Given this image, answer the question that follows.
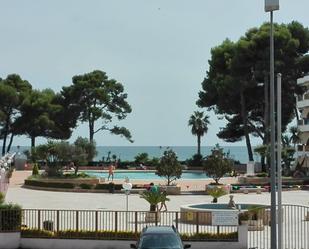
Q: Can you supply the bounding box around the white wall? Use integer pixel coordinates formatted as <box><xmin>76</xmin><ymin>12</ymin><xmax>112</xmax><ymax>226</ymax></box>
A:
<box><xmin>0</xmin><ymin>233</ymin><xmax>20</xmax><ymax>249</ymax></box>
<box><xmin>2</xmin><ymin>225</ymin><xmax>247</xmax><ymax>249</ymax></box>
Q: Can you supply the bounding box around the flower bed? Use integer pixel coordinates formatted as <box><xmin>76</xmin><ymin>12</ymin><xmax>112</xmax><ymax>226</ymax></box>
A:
<box><xmin>21</xmin><ymin>228</ymin><xmax>238</xmax><ymax>241</ymax></box>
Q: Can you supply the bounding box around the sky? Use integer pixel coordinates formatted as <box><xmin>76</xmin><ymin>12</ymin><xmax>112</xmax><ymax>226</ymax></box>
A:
<box><xmin>0</xmin><ymin>0</ymin><xmax>308</xmax><ymax>147</ymax></box>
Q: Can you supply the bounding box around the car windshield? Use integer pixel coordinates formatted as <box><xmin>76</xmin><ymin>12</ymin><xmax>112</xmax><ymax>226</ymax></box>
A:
<box><xmin>139</xmin><ymin>234</ymin><xmax>183</xmax><ymax>249</ymax></box>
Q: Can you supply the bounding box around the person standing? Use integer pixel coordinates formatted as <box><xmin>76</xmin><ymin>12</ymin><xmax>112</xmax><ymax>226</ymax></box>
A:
<box><xmin>108</xmin><ymin>163</ymin><xmax>115</xmax><ymax>181</ymax></box>
<box><xmin>159</xmin><ymin>190</ymin><xmax>168</xmax><ymax>212</ymax></box>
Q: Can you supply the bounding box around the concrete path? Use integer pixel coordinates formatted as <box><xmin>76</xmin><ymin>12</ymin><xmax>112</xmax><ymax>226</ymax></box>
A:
<box><xmin>4</xmin><ymin>171</ymin><xmax>309</xmax><ymax>211</ymax></box>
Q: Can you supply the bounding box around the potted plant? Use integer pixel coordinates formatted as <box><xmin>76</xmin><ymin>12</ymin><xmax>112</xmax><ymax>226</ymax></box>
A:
<box><xmin>140</xmin><ymin>190</ymin><xmax>170</xmax><ymax>222</ymax></box>
<box><xmin>246</xmin><ymin>205</ymin><xmax>265</xmax><ymax>231</ymax></box>
<box><xmin>206</xmin><ymin>186</ymin><xmax>227</xmax><ymax>203</ymax></box>
<box><xmin>203</xmin><ymin>144</ymin><xmax>233</xmax><ymax>185</ymax></box>
<box><xmin>238</xmin><ymin>211</ymin><xmax>249</xmax><ymax>225</ymax></box>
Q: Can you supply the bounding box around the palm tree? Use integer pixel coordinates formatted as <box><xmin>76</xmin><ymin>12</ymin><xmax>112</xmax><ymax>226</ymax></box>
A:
<box><xmin>289</xmin><ymin>126</ymin><xmax>301</xmax><ymax>149</ymax></box>
<box><xmin>140</xmin><ymin>191</ymin><xmax>170</xmax><ymax>211</ymax></box>
<box><xmin>188</xmin><ymin>111</ymin><xmax>210</xmax><ymax>155</ymax></box>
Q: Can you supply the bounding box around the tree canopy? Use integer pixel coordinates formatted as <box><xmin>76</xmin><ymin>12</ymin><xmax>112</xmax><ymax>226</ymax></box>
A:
<box><xmin>61</xmin><ymin>70</ymin><xmax>133</xmax><ymax>144</ymax></box>
<box><xmin>0</xmin><ymin>74</ymin><xmax>32</xmax><ymax>155</ymax></box>
<box><xmin>197</xmin><ymin>21</ymin><xmax>309</xmax><ymax>161</ymax></box>
<box><xmin>203</xmin><ymin>144</ymin><xmax>233</xmax><ymax>184</ymax></box>
<box><xmin>156</xmin><ymin>149</ymin><xmax>182</xmax><ymax>186</ymax></box>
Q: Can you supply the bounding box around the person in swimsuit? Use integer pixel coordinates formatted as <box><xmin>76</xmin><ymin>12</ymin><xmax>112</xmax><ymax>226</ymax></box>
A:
<box><xmin>108</xmin><ymin>164</ymin><xmax>115</xmax><ymax>181</ymax></box>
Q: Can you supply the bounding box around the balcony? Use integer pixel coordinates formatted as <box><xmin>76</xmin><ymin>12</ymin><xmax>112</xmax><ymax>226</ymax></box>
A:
<box><xmin>297</xmin><ymin>145</ymin><xmax>309</xmax><ymax>152</ymax></box>
<box><xmin>299</xmin><ymin>124</ymin><xmax>309</xmax><ymax>132</ymax></box>
<box><xmin>297</xmin><ymin>96</ymin><xmax>309</xmax><ymax>109</ymax></box>
<box><xmin>297</xmin><ymin>75</ymin><xmax>309</xmax><ymax>85</ymax></box>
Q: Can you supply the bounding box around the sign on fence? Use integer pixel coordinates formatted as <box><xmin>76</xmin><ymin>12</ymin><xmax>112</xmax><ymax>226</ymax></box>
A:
<box><xmin>211</xmin><ymin>211</ymin><xmax>238</xmax><ymax>226</ymax></box>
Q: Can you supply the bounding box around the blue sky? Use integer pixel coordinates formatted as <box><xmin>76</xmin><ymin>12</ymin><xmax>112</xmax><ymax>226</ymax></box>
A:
<box><xmin>0</xmin><ymin>0</ymin><xmax>307</xmax><ymax>146</ymax></box>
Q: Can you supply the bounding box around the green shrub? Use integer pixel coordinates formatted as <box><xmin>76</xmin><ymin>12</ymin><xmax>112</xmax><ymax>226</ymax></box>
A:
<box><xmin>187</xmin><ymin>154</ymin><xmax>203</xmax><ymax>167</ymax></box>
<box><xmin>181</xmin><ymin>231</ymin><xmax>238</xmax><ymax>241</ymax></box>
<box><xmin>206</xmin><ymin>186</ymin><xmax>228</xmax><ymax>203</ymax></box>
<box><xmin>64</xmin><ymin>172</ymin><xmax>91</xmax><ymax>178</ymax></box>
<box><xmin>79</xmin><ymin>183</ymin><xmax>93</xmax><ymax>189</ymax></box>
<box><xmin>94</xmin><ymin>183</ymin><xmax>122</xmax><ymax>191</ymax></box>
<box><xmin>43</xmin><ymin>220</ymin><xmax>54</xmax><ymax>231</ymax></box>
<box><xmin>0</xmin><ymin>203</ymin><xmax>22</xmax><ymax>231</ymax></box>
<box><xmin>21</xmin><ymin>228</ymin><xmax>54</xmax><ymax>238</ymax></box>
<box><xmin>21</xmin><ymin>228</ymin><xmax>237</xmax><ymax>241</ymax></box>
<box><xmin>0</xmin><ymin>192</ymin><xmax>4</xmax><ymax>204</ymax></box>
<box><xmin>24</xmin><ymin>180</ymin><xmax>75</xmax><ymax>189</ymax></box>
<box><xmin>32</xmin><ymin>164</ymin><xmax>39</xmax><ymax>176</ymax></box>
<box><xmin>22</xmin><ymin>228</ymin><xmax>139</xmax><ymax>239</ymax></box>
<box><xmin>256</xmin><ymin>172</ymin><xmax>268</xmax><ymax>177</ymax></box>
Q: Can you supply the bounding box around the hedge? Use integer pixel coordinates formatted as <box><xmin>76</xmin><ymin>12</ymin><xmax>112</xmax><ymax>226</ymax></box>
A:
<box><xmin>79</xmin><ymin>183</ymin><xmax>93</xmax><ymax>189</ymax></box>
<box><xmin>24</xmin><ymin>180</ymin><xmax>75</xmax><ymax>189</ymax></box>
<box><xmin>95</xmin><ymin>183</ymin><xmax>122</xmax><ymax>190</ymax></box>
<box><xmin>21</xmin><ymin>228</ymin><xmax>238</xmax><ymax>241</ymax></box>
<box><xmin>0</xmin><ymin>203</ymin><xmax>22</xmax><ymax>231</ymax></box>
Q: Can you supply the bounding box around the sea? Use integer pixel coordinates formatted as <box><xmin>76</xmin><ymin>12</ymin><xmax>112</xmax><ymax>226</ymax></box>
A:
<box><xmin>4</xmin><ymin>146</ymin><xmax>259</xmax><ymax>163</ymax></box>
<box><xmin>93</xmin><ymin>146</ymin><xmax>258</xmax><ymax>163</ymax></box>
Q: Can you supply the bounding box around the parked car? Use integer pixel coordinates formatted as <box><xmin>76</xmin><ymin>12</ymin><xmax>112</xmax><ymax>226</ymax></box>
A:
<box><xmin>130</xmin><ymin>226</ymin><xmax>191</xmax><ymax>249</ymax></box>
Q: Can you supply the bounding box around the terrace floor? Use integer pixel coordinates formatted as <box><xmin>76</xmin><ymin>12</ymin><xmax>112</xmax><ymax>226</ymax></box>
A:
<box><xmin>5</xmin><ymin>171</ymin><xmax>309</xmax><ymax>211</ymax></box>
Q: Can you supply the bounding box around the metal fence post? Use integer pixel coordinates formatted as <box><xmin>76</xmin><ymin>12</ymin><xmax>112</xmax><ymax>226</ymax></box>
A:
<box><xmin>95</xmin><ymin>211</ymin><xmax>98</xmax><ymax>232</ymax></box>
<box><xmin>38</xmin><ymin>210</ymin><xmax>41</xmax><ymax>230</ymax></box>
<box><xmin>175</xmin><ymin>212</ymin><xmax>179</xmax><ymax>230</ymax></box>
<box><xmin>196</xmin><ymin>212</ymin><xmax>199</xmax><ymax>234</ymax></box>
<box><xmin>114</xmin><ymin>211</ymin><xmax>118</xmax><ymax>232</ymax></box>
<box><xmin>76</xmin><ymin>210</ymin><xmax>79</xmax><ymax>231</ymax></box>
<box><xmin>134</xmin><ymin>211</ymin><xmax>138</xmax><ymax>234</ymax></box>
<box><xmin>56</xmin><ymin>210</ymin><xmax>59</xmax><ymax>232</ymax></box>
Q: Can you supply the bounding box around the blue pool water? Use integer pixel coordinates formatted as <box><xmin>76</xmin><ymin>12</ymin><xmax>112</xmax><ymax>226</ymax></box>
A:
<box><xmin>86</xmin><ymin>171</ymin><xmax>208</xmax><ymax>180</ymax></box>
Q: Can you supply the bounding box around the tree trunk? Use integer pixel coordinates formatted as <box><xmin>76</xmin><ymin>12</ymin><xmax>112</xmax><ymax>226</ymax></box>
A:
<box><xmin>240</xmin><ymin>90</ymin><xmax>254</xmax><ymax>161</ymax></box>
<box><xmin>2</xmin><ymin>136</ymin><xmax>7</xmax><ymax>156</ymax></box>
<box><xmin>7</xmin><ymin>134</ymin><xmax>14</xmax><ymax>153</ymax></box>
<box><xmin>2</xmin><ymin>122</ymin><xmax>9</xmax><ymax>156</ymax></box>
<box><xmin>150</xmin><ymin>204</ymin><xmax>157</xmax><ymax>211</ymax></box>
<box><xmin>89</xmin><ymin>119</ymin><xmax>94</xmax><ymax>143</ymax></box>
<box><xmin>31</xmin><ymin>136</ymin><xmax>36</xmax><ymax>148</ymax></box>
<box><xmin>197</xmin><ymin>135</ymin><xmax>201</xmax><ymax>155</ymax></box>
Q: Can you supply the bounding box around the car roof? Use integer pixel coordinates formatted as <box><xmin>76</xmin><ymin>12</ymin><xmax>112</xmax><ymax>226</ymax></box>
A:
<box><xmin>143</xmin><ymin>226</ymin><xmax>177</xmax><ymax>234</ymax></box>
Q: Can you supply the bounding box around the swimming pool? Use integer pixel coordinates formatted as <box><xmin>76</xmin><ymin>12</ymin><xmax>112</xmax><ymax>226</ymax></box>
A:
<box><xmin>85</xmin><ymin>170</ymin><xmax>208</xmax><ymax>180</ymax></box>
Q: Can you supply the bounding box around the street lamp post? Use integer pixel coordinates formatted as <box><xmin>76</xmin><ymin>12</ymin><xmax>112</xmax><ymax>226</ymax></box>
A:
<box><xmin>265</xmin><ymin>1</ymin><xmax>279</xmax><ymax>249</ymax></box>
<box><xmin>277</xmin><ymin>73</ymin><xmax>282</xmax><ymax>249</ymax></box>
<box><xmin>122</xmin><ymin>177</ymin><xmax>132</xmax><ymax>230</ymax></box>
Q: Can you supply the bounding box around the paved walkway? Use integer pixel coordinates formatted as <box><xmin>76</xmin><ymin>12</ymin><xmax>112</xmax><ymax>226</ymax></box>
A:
<box><xmin>5</xmin><ymin>171</ymin><xmax>309</xmax><ymax>211</ymax></box>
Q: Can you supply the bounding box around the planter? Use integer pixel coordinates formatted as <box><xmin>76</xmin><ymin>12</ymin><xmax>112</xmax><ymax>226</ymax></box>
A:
<box><xmin>164</xmin><ymin>185</ymin><xmax>181</xmax><ymax>195</ymax></box>
<box><xmin>263</xmin><ymin>208</ymin><xmax>284</xmax><ymax>225</ymax></box>
<box><xmin>205</xmin><ymin>184</ymin><xmax>230</xmax><ymax>194</ymax></box>
<box><xmin>145</xmin><ymin>212</ymin><xmax>161</xmax><ymax>223</ymax></box>
<box><xmin>247</xmin><ymin>219</ymin><xmax>264</xmax><ymax>231</ymax></box>
<box><xmin>43</xmin><ymin>220</ymin><xmax>53</xmax><ymax>231</ymax></box>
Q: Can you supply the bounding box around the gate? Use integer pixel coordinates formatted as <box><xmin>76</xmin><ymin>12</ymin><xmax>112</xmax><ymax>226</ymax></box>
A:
<box><xmin>248</xmin><ymin>204</ymin><xmax>309</xmax><ymax>249</ymax></box>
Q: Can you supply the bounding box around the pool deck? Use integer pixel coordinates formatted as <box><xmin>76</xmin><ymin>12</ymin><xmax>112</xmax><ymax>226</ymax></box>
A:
<box><xmin>5</xmin><ymin>171</ymin><xmax>309</xmax><ymax>211</ymax></box>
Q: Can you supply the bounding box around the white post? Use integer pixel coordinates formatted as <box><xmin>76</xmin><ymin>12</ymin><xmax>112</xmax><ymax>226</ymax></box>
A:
<box><xmin>126</xmin><ymin>190</ymin><xmax>129</xmax><ymax>231</ymax></box>
<box><xmin>277</xmin><ymin>73</ymin><xmax>282</xmax><ymax>249</ymax></box>
<box><xmin>122</xmin><ymin>178</ymin><xmax>132</xmax><ymax>231</ymax></box>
